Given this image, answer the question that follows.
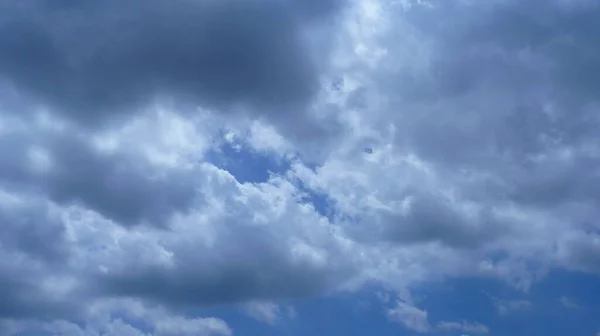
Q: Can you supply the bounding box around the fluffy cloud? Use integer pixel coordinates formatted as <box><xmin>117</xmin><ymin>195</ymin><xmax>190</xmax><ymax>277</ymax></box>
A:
<box><xmin>386</xmin><ymin>300</ymin><xmax>431</xmax><ymax>333</ymax></box>
<box><xmin>1</xmin><ymin>299</ymin><xmax>231</xmax><ymax>336</ymax></box>
<box><xmin>0</xmin><ymin>0</ymin><xmax>344</xmax><ymax>138</ymax></box>
<box><xmin>1</xmin><ymin>0</ymin><xmax>600</xmax><ymax>334</ymax></box>
<box><xmin>0</xmin><ymin>110</ymin><xmax>364</xmax><ymax>332</ymax></box>
<box><xmin>240</xmin><ymin>301</ymin><xmax>293</xmax><ymax>325</ymax></box>
<box><xmin>385</xmin><ymin>297</ymin><xmax>488</xmax><ymax>334</ymax></box>
<box><xmin>0</xmin><ymin>118</ymin><xmax>200</xmax><ymax>227</ymax></box>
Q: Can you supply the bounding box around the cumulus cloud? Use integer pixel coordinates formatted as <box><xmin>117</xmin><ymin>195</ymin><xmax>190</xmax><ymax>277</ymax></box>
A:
<box><xmin>0</xmin><ymin>121</ymin><xmax>200</xmax><ymax>227</ymax></box>
<box><xmin>2</xmin><ymin>298</ymin><xmax>231</xmax><ymax>336</ymax></box>
<box><xmin>1</xmin><ymin>0</ymin><xmax>600</xmax><ymax>334</ymax></box>
<box><xmin>0</xmin><ymin>0</ymin><xmax>344</xmax><ymax>136</ymax></box>
<box><xmin>386</xmin><ymin>298</ymin><xmax>488</xmax><ymax>334</ymax></box>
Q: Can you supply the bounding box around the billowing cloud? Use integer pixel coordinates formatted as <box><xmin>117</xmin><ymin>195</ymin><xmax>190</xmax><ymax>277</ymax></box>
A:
<box><xmin>0</xmin><ymin>123</ymin><xmax>199</xmax><ymax>227</ymax></box>
<box><xmin>1</xmin><ymin>0</ymin><xmax>600</xmax><ymax>334</ymax></box>
<box><xmin>1</xmin><ymin>298</ymin><xmax>232</xmax><ymax>336</ymax></box>
<box><xmin>0</xmin><ymin>0</ymin><xmax>344</xmax><ymax>136</ymax></box>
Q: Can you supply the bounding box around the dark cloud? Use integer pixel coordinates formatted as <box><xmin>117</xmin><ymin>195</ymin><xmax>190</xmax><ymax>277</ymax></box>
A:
<box><xmin>0</xmin><ymin>200</ymin><xmax>68</xmax><ymax>263</ymax></box>
<box><xmin>3</xmin><ymin>0</ymin><xmax>600</xmax><ymax>333</ymax></box>
<box><xmin>97</xmin><ymin>260</ymin><xmax>343</xmax><ymax>308</ymax></box>
<box><xmin>0</xmin><ymin>269</ymin><xmax>78</xmax><ymax>320</ymax></box>
<box><xmin>379</xmin><ymin>0</ymin><xmax>600</xmax><ymax>212</ymax></box>
<box><xmin>345</xmin><ymin>191</ymin><xmax>510</xmax><ymax>249</ymax></box>
<box><xmin>558</xmin><ymin>231</ymin><xmax>600</xmax><ymax>273</ymax></box>
<box><xmin>0</xmin><ymin>0</ymin><xmax>343</xmax><ymax>130</ymax></box>
<box><xmin>0</xmin><ymin>201</ymin><xmax>79</xmax><ymax>321</ymax></box>
<box><xmin>93</xmin><ymin>220</ymin><xmax>358</xmax><ymax>308</ymax></box>
<box><xmin>382</xmin><ymin>193</ymin><xmax>508</xmax><ymax>249</ymax></box>
<box><xmin>0</xmin><ymin>129</ymin><xmax>198</xmax><ymax>227</ymax></box>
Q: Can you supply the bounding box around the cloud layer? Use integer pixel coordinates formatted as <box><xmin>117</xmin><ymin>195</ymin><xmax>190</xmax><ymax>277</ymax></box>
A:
<box><xmin>1</xmin><ymin>0</ymin><xmax>600</xmax><ymax>334</ymax></box>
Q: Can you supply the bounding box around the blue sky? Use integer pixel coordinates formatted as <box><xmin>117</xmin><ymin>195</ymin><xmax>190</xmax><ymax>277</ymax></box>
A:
<box><xmin>1</xmin><ymin>0</ymin><xmax>600</xmax><ymax>335</ymax></box>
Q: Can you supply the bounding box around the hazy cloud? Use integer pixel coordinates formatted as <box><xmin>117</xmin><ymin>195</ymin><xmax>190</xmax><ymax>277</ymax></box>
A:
<box><xmin>1</xmin><ymin>0</ymin><xmax>600</xmax><ymax>334</ymax></box>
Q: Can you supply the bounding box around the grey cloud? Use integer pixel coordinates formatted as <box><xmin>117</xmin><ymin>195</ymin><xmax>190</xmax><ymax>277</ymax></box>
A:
<box><xmin>557</xmin><ymin>231</ymin><xmax>600</xmax><ymax>273</ymax></box>
<box><xmin>0</xmin><ymin>0</ymin><xmax>343</xmax><ymax>131</ymax></box>
<box><xmin>381</xmin><ymin>193</ymin><xmax>508</xmax><ymax>249</ymax></box>
<box><xmin>347</xmin><ymin>191</ymin><xmax>510</xmax><ymax>249</ymax></box>
<box><xmin>386</xmin><ymin>1</ymin><xmax>599</xmax><ymax>148</ymax></box>
<box><xmin>4</xmin><ymin>0</ymin><xmax>600</xmax><ymax>332</ymax></box>
<box><xmin>0</xmin><ymin>261</ymin><xmax>81</xmax><ymax>321</ymax></box>
<box><xmin>0</xmin><ymin>199</ymin><xmax>67</xmax><ymax>263</ymax></box>
<box><xmin>372</xmin><ymin>0</ymin><xmax>600</xmax><ymax>220</ymax></box>
<box><xmin>0</xmin><ymin>194</ymin><xmax>73</xmax><ymax>321</ymax></box>
<box><xmin>0</xmin><ymin>271</ymin><xmax>65</xmax><ymax>320</ymax></box>
<box><xmin>94</xmin><ymin>220</ymin><xmax>358</xmax><ymax>308</ymax></box>
<box><xmin>1</xmin><ymin>300</ymin><xmax>232</xmax><ymax>336</ymax></box>
<box><xmin>0</xmin><ymin>129</ymin><xmax>198</xmax><ymax>227</ymax></box>
<box><xmin>0</xmin><ymin>198</ymin><xmax>86</xmax><ymax>322</ymax></box>
<box><xmin>398</xmin><ymin>0</ymin><xmax>600</xmax><ymax>99</ymax></box>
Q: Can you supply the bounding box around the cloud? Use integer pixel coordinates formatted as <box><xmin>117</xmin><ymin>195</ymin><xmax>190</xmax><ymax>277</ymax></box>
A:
<box><xmin>0</xmin><ymin>0</ymin><xmax>344</xmax><ymax>136</ymax></box>
<box><xmin>386</xmin><ymin>300</ymin><xmax>430</xmax><ymax>333</ymax></box>
<box><xmin>0</xmin><ymin>193</ymin><xmax>80</xmax><ymax>321</ymax></box>
<box><xmin>1</xmin><ymin>0</ymin><xmax>600</xmax><ymax>334</ymax></box>
<box><xmin>298</xmin><ymin>0</ymin><xmax>600</xmax><ymax>285</ymax></box>
<box><xmin>556</xmin><ymin>231</ymin><xmax>600</xmax><ymax>273</ymax></box>
<box><xmin>489</xmin><ymin>296</ymin><xmax>532</xmax><ymax>316</ymax></box>
<box><xmin>0</xmin><ymin>109</ymin><xmax>365</xmax><ymax>331</ymax></box>
<box><xmin>2</xmin><ymin>298</ymin><xmax>231</xmax><ymax>336</ymax></box>
<box><xmin>437</xmin><ymin>321</ymin><xmax>489</xmax><ymax>334</ymax></box>
<box><xmin>0</xmin><ymin>195</ymin><xmax>67</xmax><ymax>263</ymax></box>
<box><xmin>386</xmin><ymin>298</ymin><xmax>489</xmax><ymax>334</ymax></box>
<box><xmin>0</xmin><ymin>113</ymin><xmax>202</xmax><ymax>227</ymax></box>
<box><xmin>559</xmin><ymin>296</ymin><xmax>580</xmax><ymax>309</ymax></box>
<box><xmin>90</xmin><ymin>171</ymin><xmax>362</xmax><ymax>307</ymax></box>
<box><xmin>241</xmin><ymin>301</ymin><xmax>289</xmax><ymax>325</ymax></box>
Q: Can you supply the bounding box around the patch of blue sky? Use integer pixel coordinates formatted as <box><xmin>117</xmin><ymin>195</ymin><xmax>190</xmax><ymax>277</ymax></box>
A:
<box><xmin>205</xmin><ymin>131</ymin><xmax>334</xmax><ymax>220</ymax></box>
<box><xmin>204</xmin><ymin>134</ymin><xmax>291</xmax><ymax>185</ymax></box>
<box><xmin>289</xmin><ymin>173</ymin><xmax>332</xmax><ymax>219</ymax></box>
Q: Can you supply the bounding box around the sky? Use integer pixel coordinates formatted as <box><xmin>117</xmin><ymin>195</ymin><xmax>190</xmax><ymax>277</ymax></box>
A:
<box><xmin>0</xmin><ymin>0</ymin><xmax>600</xmax><ymax>335</ymax></box>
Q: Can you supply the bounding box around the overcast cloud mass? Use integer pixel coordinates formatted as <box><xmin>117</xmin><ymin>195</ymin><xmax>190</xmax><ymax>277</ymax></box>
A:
<box><xmin>1</xmin><ymin>0</ymin><xmax>600</xmax><ymax>335</ymax></box>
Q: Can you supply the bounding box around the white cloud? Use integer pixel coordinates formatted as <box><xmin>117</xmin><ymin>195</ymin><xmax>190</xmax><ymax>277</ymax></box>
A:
<box><xmin>387</xmin><ymin>300</ymin><xmax>430</xmax><ymax>333</ymax></box>
<box><xmin>241</xmin><ymin>301</ymin><xmax>284</xmax><ymax>325</ymax></box>
<box><xmin>438</xmin><ymin>321</ymin><xmax>489</xmax><ymax>334</ymax></box>
<box><xmin>1</xmin><ymin>0</ymin><xmax>600</xmax><ymax>333</ymax></box>
<box><xmin>3</xmin><ymin>299</ymin><xmax>231</xmax><ymax>336</ymax></box>
<box><xmin>386</xmin><ymin>298</ymin><xmax>489</xmax><ymax>334</ymax></box>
